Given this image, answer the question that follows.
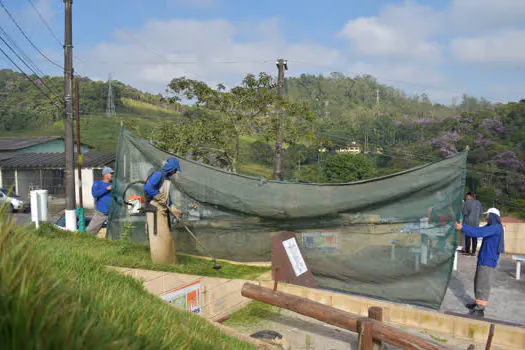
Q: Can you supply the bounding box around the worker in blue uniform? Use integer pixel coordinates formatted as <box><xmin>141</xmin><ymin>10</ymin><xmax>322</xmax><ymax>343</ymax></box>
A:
<box><xmin>144</xmin><ymin>158</ymin><xmax>183</xmax><ymax>264</ymax></box>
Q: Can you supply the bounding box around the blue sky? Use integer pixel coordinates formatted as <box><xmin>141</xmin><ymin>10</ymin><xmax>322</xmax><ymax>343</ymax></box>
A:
<box><xmin>1</xmin><ymin>0</ymin><xmax>524</xmax><ymax>104</ymax></box>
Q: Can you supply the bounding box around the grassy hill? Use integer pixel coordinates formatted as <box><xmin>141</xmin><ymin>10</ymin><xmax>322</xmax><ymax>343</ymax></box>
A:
<box><xmin>0</xmin><ymin>205</ymin><xmax>264</xmax><ymax>349</ymax></box>
<box><xmin>0</xmin><ymin>97</ymin><xmax>181</xmax><ymax>152</ymax></box>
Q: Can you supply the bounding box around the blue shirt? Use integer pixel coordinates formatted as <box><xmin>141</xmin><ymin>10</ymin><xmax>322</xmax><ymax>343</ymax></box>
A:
<box><xmin>461</xmin><ymin>223</ymin><xmax>503</xmax><ymax>268</ymax></box>
<box><xmin>92</xmin><ymin>180</ymin><xmax>112</xmax><ymax>215</ymax></box>
<box><xmin>144</xmin><ymin>171</ymin><xmax>172</xmax><ymax>206</ymax></box>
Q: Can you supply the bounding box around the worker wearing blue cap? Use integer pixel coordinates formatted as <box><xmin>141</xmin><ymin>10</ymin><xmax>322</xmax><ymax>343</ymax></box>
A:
<box><xmin>86</xmin><ymin>166</ymin><xmax>114</xmax><ymax>234</ymax></box>
<box><xmin>144</xmin><ymin>158</ymin><xmax>182</xmax><ymax>264</ymax></box>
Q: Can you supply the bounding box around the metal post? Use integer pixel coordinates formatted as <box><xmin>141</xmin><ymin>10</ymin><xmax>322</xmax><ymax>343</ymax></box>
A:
<box><xmin>63</xmin><ymin>0</ymin><xmax>76</xmax><ymax>231</ymax></box>
<box><xmin>75</xmin><ymin>78</ymin><xmax>83</xmax><ymax>208</ymax></box>
<box><xmin>75</xmin><ymin>78</ymin><xmax>85</xmax><ymax>232</ymax></box>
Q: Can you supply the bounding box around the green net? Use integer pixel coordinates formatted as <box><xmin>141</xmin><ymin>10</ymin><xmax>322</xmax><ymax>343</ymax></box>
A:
<box><xmin>108</xmin><ymin>127</ymin><xmax>468</xmax><ymax>309</ymax></box>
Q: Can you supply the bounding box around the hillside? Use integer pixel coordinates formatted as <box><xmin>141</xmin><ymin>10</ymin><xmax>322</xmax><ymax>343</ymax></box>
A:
<box><xmin>0</xmin><ymin>69</ymin><xmax>183</xmax><ymax>151</ymax></box>
<box><xmin>2</xmin><ymin>69</ymin><xmax>525</xmax><ymax>217</ymax></box>
<box><xmin>0</xmin><ymin>207</ymin><xmax>257</xmax><ymax>349</ymax></box>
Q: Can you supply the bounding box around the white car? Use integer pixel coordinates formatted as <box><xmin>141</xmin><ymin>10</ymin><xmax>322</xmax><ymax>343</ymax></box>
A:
<box><xmin>0</xmin><ymin>188</ymin><xmax>28</xmax><ymax>212</ymax></box>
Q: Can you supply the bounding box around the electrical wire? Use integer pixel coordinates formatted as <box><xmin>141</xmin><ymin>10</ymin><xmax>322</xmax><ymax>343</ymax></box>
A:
<box><xmin>26</xmin><ymin>0</ymin><xmax>62</xmax><ymax>46</ymax></box>
<box><xmin>0</xmin><ymin>45</ymin><xmax>59</xmax><ymax>104</ymax></box>
<box><xmin>0</xmin><ymin>25</ymin><xmax>61</xmax><ymax>99</ymax></box>
<box><xmin>0</xmin><ymin>0</ymin><xmax>62</xmax><ymax>70</ymax></box>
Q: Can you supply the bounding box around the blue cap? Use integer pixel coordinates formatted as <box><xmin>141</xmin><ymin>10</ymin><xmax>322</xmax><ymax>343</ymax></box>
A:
<box><xmin>161</xmin><ymin>158</ymin><xmax>182</xmax><ymax>175</ymax></box>
<box><xmin>102</xmin><ymin>167</ymin><xmax>114</xmax><ymax>175</ymax></box>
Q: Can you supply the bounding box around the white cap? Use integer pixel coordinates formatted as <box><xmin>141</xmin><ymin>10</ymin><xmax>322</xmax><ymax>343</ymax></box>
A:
<box><xmin>484</xmin><ymin>208</ymin><xmax>500</xmax><ymax>217</ymax></box>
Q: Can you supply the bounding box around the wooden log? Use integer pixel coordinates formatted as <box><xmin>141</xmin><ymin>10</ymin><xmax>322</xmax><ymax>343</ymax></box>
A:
<box><xmin>358</xmin><ymin>319</ymin><xmax>374</xmax><ymax>350</ymax></box>
<box><xmin>241</xmin><ymin>283</ymin><xmax>448</xmax><ymax>350</ymax></box>
<box><xmin>485</xmin><ymin>324</ymin><xmax>495</xmax><ymax>350</ymax></box>
<box><xmin>368</xmin><ymin>307</ymin><xmax>383</xmax><ymax>350</ymax></box>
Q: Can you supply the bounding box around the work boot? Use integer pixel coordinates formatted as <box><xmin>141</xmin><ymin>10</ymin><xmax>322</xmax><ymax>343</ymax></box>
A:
<box><xmin>465</xmin><ymin>303</ymin><xmax>476</xmax><ymax>309</ymax></box>
<box><xmin>468</xmin><ymin>305</ymin><xmax>485</xmax><ymax>318</ymax></box>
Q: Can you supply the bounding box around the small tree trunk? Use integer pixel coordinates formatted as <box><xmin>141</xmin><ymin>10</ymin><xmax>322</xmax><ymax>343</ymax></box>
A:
<box><xmin>233</xmin><ymin>134</ymin><xmax>240</xmax><ymax>173</ymax></box>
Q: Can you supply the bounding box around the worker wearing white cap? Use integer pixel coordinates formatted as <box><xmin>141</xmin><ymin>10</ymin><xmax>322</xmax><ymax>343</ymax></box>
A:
<box><xmin>86</xmin><ymin>166</ymin><xmax>114</xmax><ymax>235</ymax></box>
<box><xmin>455</xmin><ymin>208</ymin><xmax>504</xmax><ymax>317</ymax></box>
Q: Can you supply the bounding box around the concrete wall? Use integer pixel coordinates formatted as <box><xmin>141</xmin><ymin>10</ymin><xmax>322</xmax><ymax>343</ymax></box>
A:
<box><xmin>75</xmin><ymin>168</ymin><xmax>95</xmax><ymax>209</ymax></box>
<box><xmin>503</xmin><ymin>223</ymin><xmax>525</xmax><ymax>255</ymax></box>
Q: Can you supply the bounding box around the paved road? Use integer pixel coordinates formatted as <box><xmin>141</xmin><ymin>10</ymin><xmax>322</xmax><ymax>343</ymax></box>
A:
<box><xmin>442</xmin><ymin>253</ymin><xmax>525</xmax><ymax>325</ymax></box>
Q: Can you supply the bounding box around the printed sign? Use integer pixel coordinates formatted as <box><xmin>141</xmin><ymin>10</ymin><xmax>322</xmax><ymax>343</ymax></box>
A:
<box><xmin>282</xmin><ymin>237</ymin><xmax>308</xmax><ymax>277</ymax></box>
<box><xmin>302</xmin><ymin>232</ymin><xmax>338</xmax><ymax>250</ymax></box>
<box><xmin>160</xmin><ymin>280</ymin><xmax>201</xmax><ymax>314</ymax></box>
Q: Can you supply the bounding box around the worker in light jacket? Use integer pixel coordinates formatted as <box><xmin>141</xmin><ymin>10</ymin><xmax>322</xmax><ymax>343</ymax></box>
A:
<box><xmin>143</xmin><ymin>158</ymin><xmax>183</xmax><ymax>264</ymax></box>
<box><xmin>455</xmin><ymin>208</ymin><xmax>504</xmax><ymax>317</ymax></box>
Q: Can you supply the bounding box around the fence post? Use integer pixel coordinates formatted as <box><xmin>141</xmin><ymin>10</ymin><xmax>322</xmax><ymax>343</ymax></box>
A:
<box><xmin>368</xmin><ymin>307</ymin><xmax>383</xmax><ymax>350</ymax></box>
<box><xmin>485</xmin><ymin>324</ymin><xmax>495</xmax><ymax>350</ymax></box>
<box><xmin>357</xmin><ymin>319</ymin><xmax>373</xmax><ymax>350</ymax></box>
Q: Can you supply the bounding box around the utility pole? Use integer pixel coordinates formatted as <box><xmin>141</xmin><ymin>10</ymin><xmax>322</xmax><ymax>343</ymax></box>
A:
<box><xmin>376</xmin><ymin>89</ymin><xmax>380</xmax><ymax>104</ymax></box>
<box><xmin>272</xmin><ymin>58</ymin><xmax>287</xmax><ymax>180</ymax></box>
<box><xmin>63</xmin><ymin>0</ymin><xmax>76</xmax><ymax>231</ymax></box>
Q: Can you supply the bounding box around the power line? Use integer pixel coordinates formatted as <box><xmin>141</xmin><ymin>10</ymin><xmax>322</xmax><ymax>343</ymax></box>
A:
<box><xmin>0</xmin><ymin>24</ymin><xmax>61</xmax><ymax>98</ymax></box>
<box><xmin>26</xmin><ymin>0</ymin><xmax>62</xmax><ymax>46</ymax></box>
<box><xmin>0</xmin><ymin>30</ymin><xmax>61</xmax><ymax>101</ymax></box>
<box><xmin>0</xmin><ymin>0</ymin><xmax>62</xmax><ymax>70</ymax></box>
<box><xmin>0</xmin><ymin>45</ymin><xmax>59</xmax><ymax>105</ymax></box>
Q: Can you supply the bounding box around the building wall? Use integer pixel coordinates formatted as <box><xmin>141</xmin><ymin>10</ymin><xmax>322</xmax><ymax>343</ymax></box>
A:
<box><xmin>75</xmin><ymin>168</ymin><xmax>95</xmax><ymax>209</ymax></box>
<box><xmin>17</xmin><ymin>139</ymin><xmax>90</xmax><ymax>153</ymax></box>
<box><xmin>6</xmin><ymin>169</ymin><xmax>64</xmax><ymax>200</ymax></box>
<box><xmin>503</xmin><ymin>223</ymin><xmax>525</xmax><ymax>255</ymax></box>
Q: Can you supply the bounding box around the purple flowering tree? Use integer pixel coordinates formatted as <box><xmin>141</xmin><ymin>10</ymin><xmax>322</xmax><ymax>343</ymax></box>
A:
<box><xmin>429</xmin><ymin>131</ymin><xmax>460</xmax><ymax>157</ymax></box>
<box><xmin>481</xmin><ymin>119</ymin><xmax>505</xmax><ymax>136</ymax></box>
<box><xmin>490</xmin><ymin>151</ymin><xmax>524</xmax><ymax>171</ymax></box>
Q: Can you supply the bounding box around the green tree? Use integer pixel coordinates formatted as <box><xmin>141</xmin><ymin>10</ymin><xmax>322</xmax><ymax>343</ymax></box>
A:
<box><xmin>322</xmin><ymin>154</ymin><xmax>375</xmax><ymax>183</ymax></box>
<box><xmin>163</xmin><ymin>73</ymin><xmax>314</xmax><ymax>172</ymax></box>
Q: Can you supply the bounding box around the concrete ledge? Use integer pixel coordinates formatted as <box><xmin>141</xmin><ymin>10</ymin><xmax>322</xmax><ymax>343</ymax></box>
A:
<box><xmin>109</xmin><ymin>266</ymin><xmax>252</xmax><ymax>321</ymax></box>
<box><xmin>259</xmin><ymin>280</ymin><xmax>525</xmax><ymax>349</ymax></box>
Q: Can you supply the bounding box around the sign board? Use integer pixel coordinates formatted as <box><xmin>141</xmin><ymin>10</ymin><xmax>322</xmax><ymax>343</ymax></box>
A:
<box><xmin>272</xmin><ymin>231</ymin><xmax>317</xmax><ymax>288</ymax></box>
<box><xmin>283</xmin><ymin>237</ymin><xmax>308</xmax><ymax>277</ymax></box>
<box><xmin>302</xmin><ymin>231</ymin><xmax>338</xmax><ymax>250</ymax></box>
<box><xmin>160</xmin><ymin>280</ymin><xmax>201</xmax><ymax>314</ymax></box>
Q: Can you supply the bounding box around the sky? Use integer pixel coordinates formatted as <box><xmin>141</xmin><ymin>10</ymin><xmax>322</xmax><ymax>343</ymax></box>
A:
<box><xmin>1</xmin><ymin>0</ymin><xmax>524</xmax><ymax>105</ymax></box>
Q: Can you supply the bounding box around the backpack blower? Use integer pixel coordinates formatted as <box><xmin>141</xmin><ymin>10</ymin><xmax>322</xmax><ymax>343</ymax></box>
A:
<box><xmin>122</xmin><ymin>180</ymin><xmax>222</xmax><ymax>270</ymax></box>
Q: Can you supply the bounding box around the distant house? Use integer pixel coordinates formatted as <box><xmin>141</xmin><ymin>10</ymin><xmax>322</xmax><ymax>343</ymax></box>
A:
<box><xmin>336</xmin><ymin>142</ymin><xmax>361</xmax><ymax>155</ymax></box>
<box><xmin>0</xmin><ymin>136</ymin><xmax>91</xmax><ymax>153</ymax></box>
<box><xmin>0</xmin><ymin>152</ymin><xmax>115</xmax><ymax>208</ymax></box>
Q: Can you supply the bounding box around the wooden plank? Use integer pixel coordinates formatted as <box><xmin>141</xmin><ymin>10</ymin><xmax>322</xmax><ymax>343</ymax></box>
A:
<box><xmin>485</xmin><ymin>324</ymin><xmax>495</xmax><ymax>350</ymax></box>
<box><xmin>241</xmin><ymin>283</ymin><xmax>448</xmax><ymax>350</ymax></box>
<box><xmin>358</xmin><ymin>319</ymin><xmax>374</xmax><ymax>350</ymax></box>
<box><xmin>368</xmin><ymin>307</ymin><xmax>383</xmax><ymax>350</ymax></box>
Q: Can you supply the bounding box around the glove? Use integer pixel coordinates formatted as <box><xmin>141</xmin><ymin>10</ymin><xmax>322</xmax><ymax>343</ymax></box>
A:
<box><xmin>153</xmin><ymin>192</ymin><xmax>168</xmax><ymax>206</ymax></box>
<box><xmin>169</xmin><ymin>205</ymin><xmax>182</xmax><ymax>218</ymax></box>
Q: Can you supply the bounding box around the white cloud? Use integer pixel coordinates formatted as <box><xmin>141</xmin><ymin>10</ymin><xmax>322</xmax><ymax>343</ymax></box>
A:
<box><xmin>450</xmin><ymin>29</ymin><xmax>525</xmax><ymax>64</ymax></box>
<box><xmin>339</xmin><ymin>2</ymin><xmax>443</xmax><ymax>61</ymax></box>
<box><xmin>450</xmin><ymin>0</ymin><xmax>525</xmax><ymax>33</ymax></box>
<box><xmin>76</xmin><ymin>18</ymin><xmax>343</xmax><ymax>94</ymax></box>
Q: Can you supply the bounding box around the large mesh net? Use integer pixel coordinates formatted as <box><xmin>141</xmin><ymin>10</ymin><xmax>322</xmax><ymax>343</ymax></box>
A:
<box><xmin>108</xmin><ymin>127</ymin><xmax>468</xmax><ymax>309</ymax></box>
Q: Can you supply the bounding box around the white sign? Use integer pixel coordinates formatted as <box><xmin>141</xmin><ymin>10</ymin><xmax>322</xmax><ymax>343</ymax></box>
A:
<box><xmin>160</xmin><ymin>280</ymin><xmax>201</xmax><ymax>314</ymax></box>
<box><xmin>282</xmin><ymin>237</ymin><xmax>308</xmax><ymax>277</ymax></box>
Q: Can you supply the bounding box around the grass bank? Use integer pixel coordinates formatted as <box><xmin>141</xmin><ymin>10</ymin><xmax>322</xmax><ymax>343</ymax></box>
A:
<box><xmin>0</xmin><ymin>207</ymin><xmax>255</xmax><ymax>349</ymax></box>
<box><xmin>34</xmin><ymin>224</ymin><xmax>270</xmax><ymax>280</ymax></box>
